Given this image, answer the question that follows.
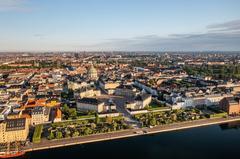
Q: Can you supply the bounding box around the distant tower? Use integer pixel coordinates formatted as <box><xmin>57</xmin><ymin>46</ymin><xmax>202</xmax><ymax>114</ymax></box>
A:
<box><xmin>88</xmin><ymin>65</ymin><xmax>98</xmax><ymax>80</ymax></box>
<box><xmin>74</xmin><ymin>53</ymin><xmax>79</xmax><ymax>59</ymax></box>
<box><xmin>34</xmin><ymin>60</ymin><xmax>40</xmax><ymax>67</ymax></box>
<box><xmin>57</xmin><ymin>60</ymin><xmax>61</xmax><ymax>68</ymax></box>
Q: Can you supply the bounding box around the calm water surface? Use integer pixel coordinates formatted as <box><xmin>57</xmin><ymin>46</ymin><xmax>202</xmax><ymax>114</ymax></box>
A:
<box><xmin>23</xmin><ymin>122</ymin><xmax>240</xmax><ymax>159</ymax></box>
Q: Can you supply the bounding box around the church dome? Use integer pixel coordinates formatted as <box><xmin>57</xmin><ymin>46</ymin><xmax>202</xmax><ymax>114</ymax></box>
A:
<box><xmin>89</xmin><ymin>65</ymin><xmax>97</xmax><ymax>74</ymax></box>
<box><xmin>88</xmin><ymin>65</ymin><xmax>98</xmax><ymax>80</ymax></box>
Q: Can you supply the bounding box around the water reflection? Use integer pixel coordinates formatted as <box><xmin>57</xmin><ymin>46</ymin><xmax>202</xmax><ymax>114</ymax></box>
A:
<box><xmin>219</xmin><ymin>121</ymin><xmax>240</xmax><ymax>130</ymax></box>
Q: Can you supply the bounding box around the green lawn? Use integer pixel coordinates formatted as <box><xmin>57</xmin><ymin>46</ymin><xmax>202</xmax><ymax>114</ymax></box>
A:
<box><xmin>32</xmin><ymin>124</ymin><xmax>43</xmax><ymax>143</ymax></box>
<box><xmin>209</xmin><ymin>112</ymin><xmax>227</xmax><ymax>118</ymax></box>
<box><xmin>148</xmin><ymin>103</ymin><xmax>159</xmax><ymax>108</ymax></box>
<box><xmin>77</xmin><ymin>114</ymin><xmax>95</xmax><ymax>119</ymax></box>
<box><xmin>148</xmin><ymin>106</ymin><xmax>170</xmax><ymax>111</ymax></box>
<box><xmin>148</xmin><ymin>101</ymin><xmax>168</xmax><ymax>111</ymax></box>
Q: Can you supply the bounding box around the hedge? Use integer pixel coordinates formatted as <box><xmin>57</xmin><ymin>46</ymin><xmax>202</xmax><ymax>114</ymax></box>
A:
<box><xmin>32</xmin><ymin>124</ymin><xmax>43</xmax><ymax>143</ymax></box>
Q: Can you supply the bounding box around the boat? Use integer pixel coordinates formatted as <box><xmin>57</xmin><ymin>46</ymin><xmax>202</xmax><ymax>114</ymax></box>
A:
<box><xmin>0</xmin><ymin>142</ymin><xmax>25</xmax><ymax>158</ymax></box>
<box><xmin>0</xmin><ymin>151</ymin><xmax>25</xmax><ymax>159</ymax></box>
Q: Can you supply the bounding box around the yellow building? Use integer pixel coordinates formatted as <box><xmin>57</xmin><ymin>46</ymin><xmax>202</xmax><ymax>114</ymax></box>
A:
<box><xmin>0</xmin><ymin>118</ymin><xmax>29</xmax><ymax>143</ymax></box>
<box><xmin>31</xmin><ymin>106</ymin><xmax>50</xmax><ymax>125</ymax></box>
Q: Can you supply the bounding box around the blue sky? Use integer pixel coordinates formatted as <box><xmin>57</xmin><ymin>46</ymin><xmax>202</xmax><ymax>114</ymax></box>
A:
<box><xmin>0</xmin><ymin>0</ymin><xmax>240</xmax><ymax>51</ymax></box>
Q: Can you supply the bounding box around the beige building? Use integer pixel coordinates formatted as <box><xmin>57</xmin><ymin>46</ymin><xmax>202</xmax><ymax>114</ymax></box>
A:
<box><xmin>125</xmin><ymin>101</ymin><xmax>137</xmax><ymax>110</ymax></box>
<box><xmin>126</xmin><ymin>94</ymin><xmax>152</xmax><ymax>110</ymax></box>
<box><xmin>0</xmin><ymin>118</ymin><xmax>29</xmax><ymax>143</ymax></box>
<box><xmin>135</xmin><ymin>94</ymin><xmax>152</xmax><ymax>109</ymax></box>
<box><xmin>79</xmin><ymin>89</ymin><xmax>101</xmax><ymax>99</ymax></box>
<box><xmin>31</xmin><ymin>106</ymin><xmax>50</xmax><ymax>125</ymax></box>
<box><xmin>233</xmin><ymin>86</ymin><xmax>240</xmax><ymax>94</ymax></box>
<box><xmin>99</xmin><ymin>81</ymin><xmax>120</xmax><ymax>90</ymax></box>
<box><xmin>99</xmin><ymin>80</ymin><xmax>120</xmax><ymax>94</ymax></box>
<box><xmin>77</xmin><ymin>98</ymin><xmax>104</xmax><ymax>113</ymax></box>
<box><xmin>68</xmin><ymin>81</ymin><xmax>89</xmax><ymax>90</ymax></box>
<box><xmin>115</xmin><ymin>85</ymin><xmax>137</xmax><ymax>97</ymax></box>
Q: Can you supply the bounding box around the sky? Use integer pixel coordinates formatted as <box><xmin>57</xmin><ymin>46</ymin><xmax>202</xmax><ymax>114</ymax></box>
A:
<box><xmin>0</xmin><ymin>0</ymin><xmax>240</xmax><ymax>52</ymax></box>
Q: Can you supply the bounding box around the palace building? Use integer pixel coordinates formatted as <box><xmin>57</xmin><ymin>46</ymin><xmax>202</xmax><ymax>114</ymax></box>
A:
<box><xmin>0</xmin><ymin>118</ymin><xmax>29</xmax><ymax>143</ymax></box>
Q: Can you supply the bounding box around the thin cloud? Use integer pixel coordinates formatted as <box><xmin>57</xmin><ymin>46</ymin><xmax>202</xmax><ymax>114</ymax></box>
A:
<box><xmin>207</xmin><ymin>19</ymin><xmax>240</xmax><ymax>32</ymax></box>
<box><xmin>33</xmin><ymin>34</ymin><xmax>46</xmax><ymax>39</ymax></box>
<box><xmin>0</xmin><ymin>0</ymin><xmax>29</xmax><ymax>11</ymax></box>
<box><xmin>82</xmin><ymin>19</ymin><xmax>240</xmax><ymax>51</ymax></box>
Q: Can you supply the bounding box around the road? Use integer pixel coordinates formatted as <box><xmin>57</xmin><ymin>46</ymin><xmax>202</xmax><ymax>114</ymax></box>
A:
<box><xmin>24</xmin><ymin>116</ymin><xmax>240</xmax><ymax>152</ymax></box>
<box><xmin>96</xmin><ymin>94</ymin><xmax>141</xmax><ymax>127</ymax></box>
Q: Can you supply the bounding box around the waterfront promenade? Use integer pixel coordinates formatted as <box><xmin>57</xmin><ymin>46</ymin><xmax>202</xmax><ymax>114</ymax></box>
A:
<box><xmin>24</xmin><ymin>116</ymin><xmax>240</xmax><ymax>152</ymax></box>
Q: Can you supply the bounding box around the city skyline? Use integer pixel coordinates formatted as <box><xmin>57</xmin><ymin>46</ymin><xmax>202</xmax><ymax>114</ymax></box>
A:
<box><xmin>0</xmin><ymin>0</ymin><xmax>240</xmax><ymax>52</ymax></box>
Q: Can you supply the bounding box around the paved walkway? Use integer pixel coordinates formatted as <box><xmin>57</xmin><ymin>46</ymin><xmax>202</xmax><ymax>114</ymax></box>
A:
<box><xmin>24</xmin><ymin>116</ymin><xmax>240</xmax><ymax>152</ymax></box>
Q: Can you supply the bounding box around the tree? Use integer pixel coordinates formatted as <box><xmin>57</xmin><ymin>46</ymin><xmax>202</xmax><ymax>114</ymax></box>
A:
<box><xmin>65</xmin><ymin>129</ymin><xmax>71</xmax><ymax>138</ymax></box>
<box><xmin>62</xmin><ymin>104</ymin><xmax>77</xmax><ymax>119</ymax></box>
<box><xmin>220</xmin><ymin>67</ymin><xmax>225</xmax><ymax>79</ymax></box>
<box><xmin>62</xmin><ymin>104</ymin><xmax>69</xmax><ymax>112</ymax></box>
<box><xmin>69</xmin><ymin>108</ymin><xmax>77</xmax><ymax>118</ymax></box>
<box><xmin>95</xmin><ymin>113</ymin><xmax>100</xmax><ymax>124</ymax></box>
<box><xmin>149</xmin><ymin>118</ymin><xmax>156</xmax><ymax>126</ymax></box>
<box><xmin>72</xmin><ymin>130</ymin><xmax>79</xmax><ymax>137</ymax></box>
<box><xmin>48</xmin><ymin>131</ymin><xmax>55</xmax><ymax>140</ymax></box>
<box><xmin>83</xmin><ymin>127</ymin><xmax>92</xmax><ymax>135</ymax></box>
<box><xmin>112</xmin><ymin>122</ymin><xmax>118</xmax><ymax>131</ymax></box>
<box><xmin>81</xmin><ymin>120</ymin><xmax>88</xmax><ymax>125</ymax></box>
<box><xmin>56</xmin><ymin>131</ymin><xmax>63</xmax><ymax>139</ymax></box>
